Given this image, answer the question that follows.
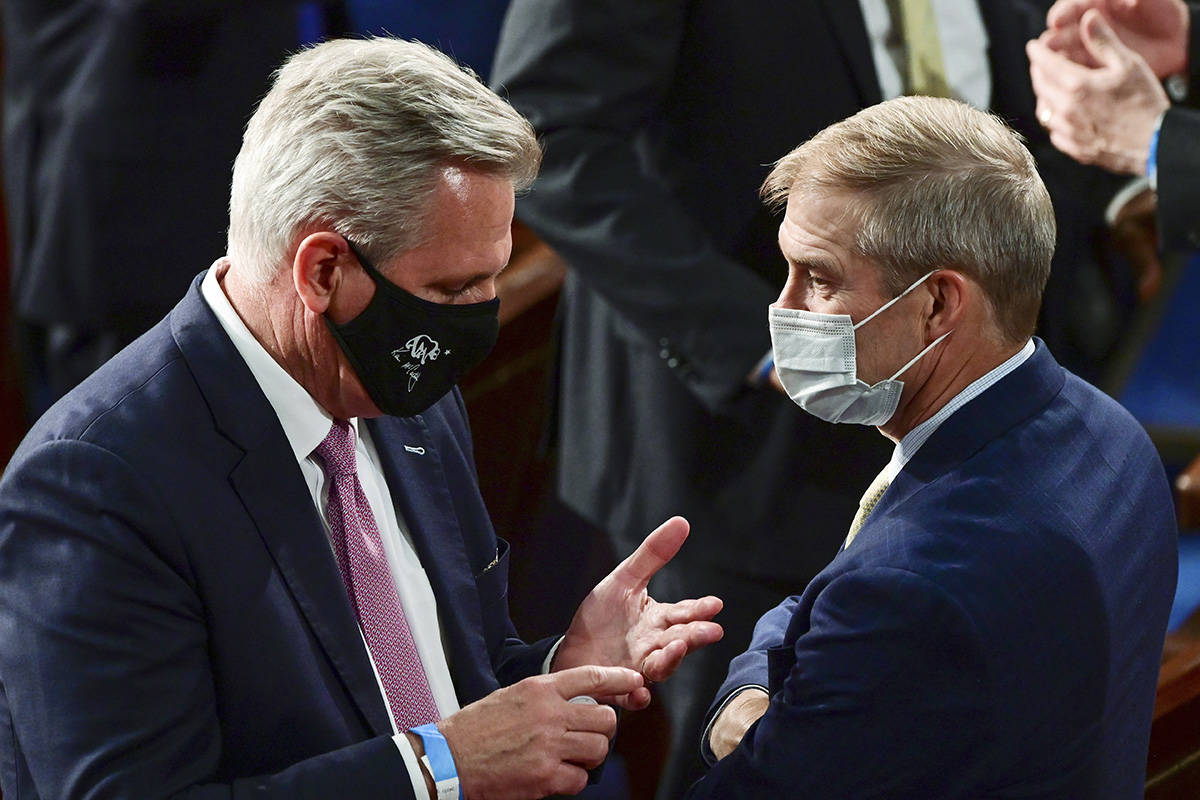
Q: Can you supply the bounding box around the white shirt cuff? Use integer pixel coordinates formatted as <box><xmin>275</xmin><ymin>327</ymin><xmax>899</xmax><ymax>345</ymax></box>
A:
<box><xmin>393</xmin><ymin>733</ymin><xmax>433</xmax><ymax>800</ymax></box>
<box><xmin>542</xmin><ymin>636</ymin><xmax>565</xmax><ymax>673</ymax></box>
<box><xmin>1104</xmin><ymin>176</ymin><xmax>1152</xmax><ymax>226</ymax></box>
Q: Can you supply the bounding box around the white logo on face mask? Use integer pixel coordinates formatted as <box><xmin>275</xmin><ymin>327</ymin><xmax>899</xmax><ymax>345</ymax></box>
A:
<box><xmin>396</xmin><ymin>334</ymin><xmax>442</xmax><ymax>365</ymax></box>
<box><xmin>391</xmin><ymin>335</ymin><xmax>448</xmax><ymax>393</ymax></box>
<box><xmin>768</xmin><ymin>270</ymin><xmax>952</xmax><ymax>426</ymax></box>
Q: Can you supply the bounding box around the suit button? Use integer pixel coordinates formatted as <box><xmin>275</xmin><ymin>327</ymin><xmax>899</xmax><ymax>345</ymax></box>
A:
<box><xmin>667</xmin><ymin>357</ymin><xmax>679</xmax><ymax>368</ymax></box>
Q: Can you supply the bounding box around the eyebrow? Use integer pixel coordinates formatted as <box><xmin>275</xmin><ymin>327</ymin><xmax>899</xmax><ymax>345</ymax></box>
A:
<box><xmin>782</xmin><ymin>253</ymin><xmax>837</xmax><ymax>276</ymax></box>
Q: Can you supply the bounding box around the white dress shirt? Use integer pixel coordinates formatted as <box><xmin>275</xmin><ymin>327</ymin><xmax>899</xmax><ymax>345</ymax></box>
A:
<box><xmin>201</xmin><ymin>261</ymin><xmax>455</xmax><ymax>798</ymax></box>
<box><xmin>858</xmin><ymin>0</ymin><xmax>992</xmax><ymax>109</ymax></box>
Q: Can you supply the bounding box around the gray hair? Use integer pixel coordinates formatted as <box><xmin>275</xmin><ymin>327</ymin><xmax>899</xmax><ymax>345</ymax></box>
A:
<box><xmin>762</xmin><ymin>96</ymin><xmax>1055</xmax><ymax>343</ymax></box>
<box><xmin>227</xmin><ymin>37</ymin><xmax>541</xmax><ymax>282</ymax></box>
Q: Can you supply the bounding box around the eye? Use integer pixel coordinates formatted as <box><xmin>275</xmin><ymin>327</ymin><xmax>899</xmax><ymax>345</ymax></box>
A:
<box><xmin>434</xmin><ymin>280</ymin><xmax>475</xmax><ymax>301</ymax></box>
<box><xmin>438</xmin><ymin>278</ymin><xmax>493</xmax><ymax>304</ymax></box>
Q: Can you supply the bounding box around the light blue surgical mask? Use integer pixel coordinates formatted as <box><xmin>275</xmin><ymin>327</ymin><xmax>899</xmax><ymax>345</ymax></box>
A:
<box><xmin>768</xmin><ymin>270</ymin><xmax>951</xmax><ymax>426</ymax></box>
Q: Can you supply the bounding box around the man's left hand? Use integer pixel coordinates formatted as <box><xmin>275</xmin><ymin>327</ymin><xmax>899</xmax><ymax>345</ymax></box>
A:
<box><xmin>552</xmin><ymin>516</ymin><xmax>723</xmax><ymax>709</ymax></box>
<box><xmin>1027</xmin><ymin>9</ymin><xmax>1170</xmax><ymax>175</ymax></box>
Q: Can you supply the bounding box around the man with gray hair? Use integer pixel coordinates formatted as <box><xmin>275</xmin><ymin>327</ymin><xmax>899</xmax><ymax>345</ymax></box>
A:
<box><xmin>688</xmin><ymin>96</ymin><xmax>1175</xmax><ymax>798</ymax></box>
<box><xmin>0</xmin><ymin>38</ymin><xmax>722</xmax><ymax>799</ymax></box>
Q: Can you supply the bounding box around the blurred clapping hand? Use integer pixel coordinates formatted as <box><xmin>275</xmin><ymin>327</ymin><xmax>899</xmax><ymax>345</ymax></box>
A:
<box><xmin>1026</xmin><ymin>1</ymin><xmax>1177</xmax><ymax>175</ymax></box>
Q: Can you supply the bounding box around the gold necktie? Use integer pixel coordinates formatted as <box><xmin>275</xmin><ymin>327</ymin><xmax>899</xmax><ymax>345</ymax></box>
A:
<box><xmin>888</xmin><ymin>0</ymin><xmax>953</xmax><ymax>98</ymax></box>
<box><xmin>844</xmin><ymin>468</ymin><xmax>892</xmax><ymax>550</ymax></box>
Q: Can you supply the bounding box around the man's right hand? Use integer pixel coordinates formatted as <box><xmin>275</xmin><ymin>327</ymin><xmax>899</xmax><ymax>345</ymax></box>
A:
<box><xmin>1043</xmin><ymin>0</ymin><xmax>1190</xmax><ymax>78</ymax></box>
<box><xmin>436</xmin><ymin>665</ymin><xmax>643</xmax><ymax>799</ymax></box>
<box><xmin>708</xmin><ymin>687</ymin><xmax>770</xmax><ymax>761</ymax></box>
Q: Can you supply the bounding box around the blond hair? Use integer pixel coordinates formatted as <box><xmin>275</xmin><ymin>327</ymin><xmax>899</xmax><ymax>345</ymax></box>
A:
<box><xmin>763</xmin><ymin>96</ymin><xmax>1055</xmax><ymax>343</ymax></box>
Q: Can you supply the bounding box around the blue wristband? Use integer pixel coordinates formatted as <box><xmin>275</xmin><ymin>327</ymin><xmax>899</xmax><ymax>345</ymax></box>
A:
<box><xmin>758</xmin><ymin>357</ymin><xmax>775</xmax><ymax>384</ymax></box>
<box><xmin>1148</xmin><ymin>120</ymin><xmax>1162</xmax><ymax>189</ymax></box>
<box><xmin>410</xmin><ymin>723</ymin><xmax>461</xmax><ymax>800</ymax></box>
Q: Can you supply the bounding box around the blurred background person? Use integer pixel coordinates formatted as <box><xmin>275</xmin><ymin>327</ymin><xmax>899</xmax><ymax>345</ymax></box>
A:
<box><xmin>342</xmin><ymin>0</ymin><xmax>511</xmax><ymax>81</ymax></box>
<box><xmin>1028</xmin><ymin>0</ymin><xmax>1200</xmax><ymax>668</ymax></box>
<box><xmin>1028</xmin><ymin>0</ymin><xmax>1200</xmax><ymax>251</ymax></box>
<box><xmin>1</xmin><ymin>1</ymin><xmax>332</xmax><ymax>421</ymax></box>
<box><xmin>490</xmin><ymin>1</ymin><xmax>1141</xmax><ymax>796</ymax></box>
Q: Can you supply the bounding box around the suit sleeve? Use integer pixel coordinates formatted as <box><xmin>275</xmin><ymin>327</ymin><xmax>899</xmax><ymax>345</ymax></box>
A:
<box><xmin>687</xmin><ymin>568</ymin><xmax>994</xmax><ymax>799</ymax></box>
<box><xmin>1153</xmin><ymin>3</ymin><xmax>1200</xmax><ymax>251</ymax></box>
<box><xmin>1156</xmin><ymin>107</ymin><xmax>1200</xmax><ymax>251</ymax></box>
<box><xmin>0</xmin><ymin>440</ymin><xmax>412</xmax><ymax>799</ymax></box>
<box><xmin>698</xmin><ymin>595</ymin><xmax>800</xmax><ymax>764</ymax></box>
<box><xmin>1186</xmin><ymin>3</ymin><xmax>1200</xmax><ymax>102</ymax></box>
<box><xmin>490</xmin><ymin>0</ymin><xmax>781</xmax><ymax>411</ymax></box>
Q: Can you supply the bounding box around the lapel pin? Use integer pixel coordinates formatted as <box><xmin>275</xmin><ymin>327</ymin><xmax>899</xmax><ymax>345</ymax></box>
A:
<box><xmin>404</xmin><ymin>445</ymin><xmax>426</xmax><ymax>455</ymax></box>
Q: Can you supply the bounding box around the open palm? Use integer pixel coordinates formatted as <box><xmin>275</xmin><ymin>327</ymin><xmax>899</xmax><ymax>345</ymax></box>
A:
<box><xmin>552</xmin><ymin>516</ymin><xmax>723</xmax><ymax>709</ymax></box>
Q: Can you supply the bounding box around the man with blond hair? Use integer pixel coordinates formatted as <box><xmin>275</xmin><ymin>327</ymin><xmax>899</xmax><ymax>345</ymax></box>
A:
<box><xmin>689</xmin><ymin>96</ymin><xmax>1175</xmax><ymax>799</ymax></box>
<box><xmin>0</xmin><ymin>38</ymin><xmax>723</xmax><ymax>799</ymax></box>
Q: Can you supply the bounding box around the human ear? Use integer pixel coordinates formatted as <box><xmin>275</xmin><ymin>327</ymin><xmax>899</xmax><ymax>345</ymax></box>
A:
<box><xmin>924</xmin><ymin>269</ymin><xmax>969</xmax><ymax>339</ymax></box>
<box><xmin>292</xmin><ymin>231</ymin><xmax>360</xmax><ymax>318</ymax></box>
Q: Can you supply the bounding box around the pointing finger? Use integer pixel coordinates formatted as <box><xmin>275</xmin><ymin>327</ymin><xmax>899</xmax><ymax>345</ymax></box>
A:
<box><xmin>551</xmin><ymin>665</ymin><xmax>644</xmax><ymax>701</ymax></box>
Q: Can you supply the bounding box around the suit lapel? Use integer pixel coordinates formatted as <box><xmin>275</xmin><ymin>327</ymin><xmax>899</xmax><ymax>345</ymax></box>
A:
<box><xmin>368</xmin><ymin>414</ymin><xmax>494</xmax><ymax>704</ymax></box>
<box><xmin>170</xmin><ymin>275</ymin><xmax>393</xmax><ymax>738</ymax></box>
<box><xmin>880</xmin><ymin>341</ymin><xmax>1065</xmax><ymax>517</ymax></box>
<box><xmin>816</xmin><ymin>0</ymin><xmax>883</xmax><ymax>106</ymax></box>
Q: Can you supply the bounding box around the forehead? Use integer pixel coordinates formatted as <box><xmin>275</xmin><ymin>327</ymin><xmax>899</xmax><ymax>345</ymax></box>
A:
<box><xmin>386</xmin><ymin>167</ymin><xmax>514</xmax><ymax>281</ymax></box>
<box><xmin>779</xmin><ymin>190</ymin><xmax>863</xmax><ymax>265</ymax></box>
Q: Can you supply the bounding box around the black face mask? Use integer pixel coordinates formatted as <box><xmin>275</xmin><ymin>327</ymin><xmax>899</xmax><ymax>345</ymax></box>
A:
<box><xmin>324</xmin><ymin>241</ymin><xmax>499</xmax><ymax>417</ymax></box>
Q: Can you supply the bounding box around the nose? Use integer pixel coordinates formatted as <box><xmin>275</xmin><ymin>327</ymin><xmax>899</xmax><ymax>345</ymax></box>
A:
<box><xmin>776</xmin><ymin>273</ymin><xmax>808</xmax><ymax>311</ymax></box>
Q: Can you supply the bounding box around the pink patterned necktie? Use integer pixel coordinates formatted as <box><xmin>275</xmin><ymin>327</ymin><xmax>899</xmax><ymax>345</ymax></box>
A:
<box><xmin>313</xmin><ymin>419</ymin><xmax>440</xmax><ymax>730</ymax></box>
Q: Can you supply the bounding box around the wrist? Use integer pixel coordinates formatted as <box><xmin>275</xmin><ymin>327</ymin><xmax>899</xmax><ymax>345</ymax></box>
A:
<box><xmin>548</xmin><ymin>632</ymin><xmax>591</xmax><ymax>672</ymax></box>
<box><xmin>405</xmin><ymin>732</ymin><xmax>438</xmax><ymax>799</ymax></box>
<box><xmin>709</xmin><ymin>687</ymin><xmax>769</xmax><ymax>760</ymax></box>
<box><xmin>410</xmin><ymin>723</ymin><xmax>461</xmax><ymax>800</ymax></box>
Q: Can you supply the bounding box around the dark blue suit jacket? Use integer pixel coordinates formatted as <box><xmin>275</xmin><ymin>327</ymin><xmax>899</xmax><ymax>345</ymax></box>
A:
<box><xmin>0</xmin><ymin>275</ymin><xmax>554</xmax><ymax>798</ymax></box>
<box><xmin>689</xmin><ymin>343</ymin><xmax>1177</xmax><ymax>799</ymax></box>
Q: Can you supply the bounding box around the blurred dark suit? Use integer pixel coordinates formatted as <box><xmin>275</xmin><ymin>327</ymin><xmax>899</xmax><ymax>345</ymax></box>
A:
<box><xmin>2</xmin><ymin>0</ymin><xmax>301</xmax><ymax>417</ymax></box>
<box><xmin>491</xmin><ymin>1</ymin><xmax>1127</xmax><ymax>796</ymax></box>
<box><xmin>1157</xmin><ymin>2</ymin><xmax>1200</xmax><ymax>250</ymax></box>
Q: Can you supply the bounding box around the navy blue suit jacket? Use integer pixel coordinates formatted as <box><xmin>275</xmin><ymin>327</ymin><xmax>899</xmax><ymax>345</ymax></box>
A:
<box><xmin>689</xmin><ymin>343</ymin><xmax>1177</xmax><ymax>799</ymax></box>
<box><xmin>0</xmin><ymin>275</ymin><xmax>554</xmax><ymax>798</ymax></box>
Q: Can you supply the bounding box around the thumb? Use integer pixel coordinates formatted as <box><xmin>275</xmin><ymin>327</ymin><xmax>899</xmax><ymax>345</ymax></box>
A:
<box><xmin>1079</xmin><ymin>7</ymin><xmax>1128</xmax><ymax>65</ymax></box>
<box><xmin>611</xmin><ymin>516</ymin><xmax>689</xmax><ymax>590</ymax></box>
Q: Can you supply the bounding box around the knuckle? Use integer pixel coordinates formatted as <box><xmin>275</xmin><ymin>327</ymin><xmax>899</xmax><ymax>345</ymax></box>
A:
<box><xmin>534</xmin><ymin>756</ymin><xmax>559</xmax><ymax>787</ymax></box>
<box><xmin>557</xmin><ymin>769</ymin><xmax>588</xmax><ymax>796</ymax></box>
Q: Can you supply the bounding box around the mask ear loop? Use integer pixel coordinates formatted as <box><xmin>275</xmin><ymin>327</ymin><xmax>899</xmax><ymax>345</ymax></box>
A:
<box><xmin>887</xmin><ymin>329</ymin><xmax>953</xmax><ymax>381</ymax></box>
<box><xmin>852</xmin><ymin>269</ymin><xmax>939</xmax><ymax>331</ymax></box>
